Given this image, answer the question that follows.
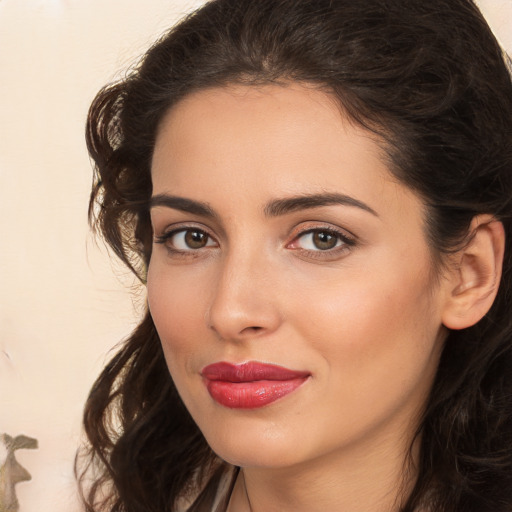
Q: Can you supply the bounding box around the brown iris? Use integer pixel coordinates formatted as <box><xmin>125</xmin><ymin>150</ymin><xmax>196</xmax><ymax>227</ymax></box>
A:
<box><xmin>312</xmin><ymin>231</ymin><xmax>338</xmax><ymax>250</ymax></box>
<box><xmin>185</xmin><ymin>230</ymin><xmax>209</xmax><ymax>249</ymax></box>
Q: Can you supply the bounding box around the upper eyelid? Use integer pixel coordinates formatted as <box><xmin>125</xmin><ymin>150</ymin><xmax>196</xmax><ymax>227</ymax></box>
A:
<box><xmin>288</xmin><ymin>221</ymin><xmax>356</xmax><ymax>240</ymax></box>
<box><xmin>295</xmin><ymin>228</ymin><xmax>351</xmax><ymax>241</ymax></box>
<box><xmin>286</xmin><ymin>231</ymin><xmax>355</xmax><ymax>262</ymax></box>
<box><xmin>290</xmin><ymin>229</ymin><xmax>355</xmax><ymax>249</ymax></box>
<box><xmin>154</xmin><ymin>221</ymin><xmax>215</xmax><ymax>237</ymax></box>
<box><xmin>151</xmin><ymin>216</ymin><xmax>226</xmax><ymax>241</ymax></box>
<box><xmin>154</xmin><ymin>227</ymin><xmax>218</xmax><ymax>254</ymax></box>
<box><xmin>153</xmin><ymin>225</ymin><xmax>218</xmax><ymax>247</ymax></box>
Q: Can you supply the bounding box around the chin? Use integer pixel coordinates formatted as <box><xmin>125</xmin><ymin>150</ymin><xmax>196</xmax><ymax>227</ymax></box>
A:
<box><xmin>214</xmin><ymin>444</ymin><xmax>301</xmax><ymax>469</ymax></box>
<box><xmin>199</xmin><ymin>420</ymin><xmax>312</xmax><ymax>469</ymax></box>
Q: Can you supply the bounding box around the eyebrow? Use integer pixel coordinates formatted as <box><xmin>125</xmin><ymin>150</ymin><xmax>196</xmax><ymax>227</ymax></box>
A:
<box><xmin>149</xmin><ymin>194</ymin><xmax>217</xmax><ymax>218</ymax></box>
<box><xmin>149</xmin><ymin>192</ymin><xmax>378</xmax><ymax>218</ymax></box>
<box><xmin>264</xmin><ymin>192</ymin><xmax>378</xmax><ymax>217</ymax></box>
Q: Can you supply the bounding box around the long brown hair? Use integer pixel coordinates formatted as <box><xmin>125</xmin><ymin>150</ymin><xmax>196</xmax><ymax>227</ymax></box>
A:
<box><xmin>78</xmin><ymin>1</ymin><xmax>512</xmax><ymax>510</ymax></box>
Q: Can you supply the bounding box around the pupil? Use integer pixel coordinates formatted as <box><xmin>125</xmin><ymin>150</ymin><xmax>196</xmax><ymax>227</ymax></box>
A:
<box><xmin>185</xmin><ymin>230</ymin><xmax>207</xmax><ymax>248</ymax></box>
<box><xmin>313</xmin><ymin>231</ymin><xmax>337</xmax><ymax>250</ymax></box>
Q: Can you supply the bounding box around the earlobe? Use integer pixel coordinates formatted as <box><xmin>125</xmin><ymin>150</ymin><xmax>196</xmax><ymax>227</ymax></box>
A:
<box><xmin>441</xmin><ymin>215</ymin><xmax>505</xmax><ymax>330</ymax></box>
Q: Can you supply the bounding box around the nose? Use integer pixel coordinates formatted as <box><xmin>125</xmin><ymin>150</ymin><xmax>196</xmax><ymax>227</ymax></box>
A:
<box><xmin>206</xmin><ymin>249</ymin><xmax>282</xmax><ymax>342</ymax></box>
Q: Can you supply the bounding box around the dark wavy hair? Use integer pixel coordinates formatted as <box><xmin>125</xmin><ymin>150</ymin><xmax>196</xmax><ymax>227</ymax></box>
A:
<box><xmin>78</xmin><ymin>1</ymin><xmax>512</xmax><ymax>511</ymax></box>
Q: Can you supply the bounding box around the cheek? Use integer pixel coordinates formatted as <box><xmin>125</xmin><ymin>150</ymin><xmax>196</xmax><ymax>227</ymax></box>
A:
<box><xmin>146</xmin><ymin>262</ymin><xmax>210</xmax><ymax>368</ymax></box>
<box><xmin>294</xmin><ymin>260</ymin><xmax>443</xmax><ymax>408</ymax></box>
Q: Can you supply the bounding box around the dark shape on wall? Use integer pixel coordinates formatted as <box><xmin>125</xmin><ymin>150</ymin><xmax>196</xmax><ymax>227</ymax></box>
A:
<box><xmin>0</xmin><ymin>434</ymin><xmax>38</xmax><ymax>512</ymax></box>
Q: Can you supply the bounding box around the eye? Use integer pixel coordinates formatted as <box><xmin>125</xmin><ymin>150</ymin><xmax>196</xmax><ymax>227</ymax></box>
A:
<box><xmin>155</xmin><ymin>228</ymin><xmax>217</xmax><ymax>251</ymax></box>
<box><xmin>297</xmin><ymin>230</ymin><xmax>342</xmax><ymax>251</ymax></box>
<box><xmin>287</xmin><ymin>227</ymin><xmax>355</xmax><ymax>254</ymax></box>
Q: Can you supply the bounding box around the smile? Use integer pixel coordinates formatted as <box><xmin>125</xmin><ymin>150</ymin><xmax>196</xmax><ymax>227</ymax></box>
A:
<box><xmin>201</xmin><ymin>361</ymin><xmax>310</xmax><ymax>409</ymax></box>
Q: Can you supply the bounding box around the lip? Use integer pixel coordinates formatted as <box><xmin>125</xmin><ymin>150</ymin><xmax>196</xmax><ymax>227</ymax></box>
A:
<box><xmin>201</xmin><ymin>361</ymin><xmax>310</xmax><ymax>409</ymax></box>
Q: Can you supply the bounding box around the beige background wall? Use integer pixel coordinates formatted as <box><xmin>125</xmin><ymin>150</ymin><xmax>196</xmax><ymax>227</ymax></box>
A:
<box><xmin>0</xmin><ymin>1</ymin><xmax>510</xmax><ymax>511</ymax></box>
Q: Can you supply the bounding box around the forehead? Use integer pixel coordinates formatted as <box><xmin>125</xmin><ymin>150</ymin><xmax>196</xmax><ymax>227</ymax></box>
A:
<box><xmin>151</xmin><ymin>83</ymin><xmax>422</xmax><ymax>224</ymax></box>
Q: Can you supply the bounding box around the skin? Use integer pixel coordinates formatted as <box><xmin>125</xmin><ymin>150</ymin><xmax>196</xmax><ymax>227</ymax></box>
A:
<box><xmin>147</xmin><ymin>84</ymin><xmax>455</xmax><ymax>512</ymax></box>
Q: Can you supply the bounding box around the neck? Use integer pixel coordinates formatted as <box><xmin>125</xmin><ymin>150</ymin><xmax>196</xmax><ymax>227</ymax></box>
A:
<box><xmin>227</xmin><ymin>426</ymin><xmax>420</xmax><ymax>512</ymax></box>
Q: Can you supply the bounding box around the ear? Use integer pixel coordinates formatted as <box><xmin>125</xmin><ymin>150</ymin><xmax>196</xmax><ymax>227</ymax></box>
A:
<box><xmin>441</xmin><ymin>215</ymin><xmax>505</xmax><ymax>330</ymax></box>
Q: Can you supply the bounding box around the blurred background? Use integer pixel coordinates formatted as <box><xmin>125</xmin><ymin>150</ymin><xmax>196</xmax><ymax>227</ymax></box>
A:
<box><xmin>0</xmin><ymin>1</ymin><xmax>510</xmax><ymax>510</ymax></box>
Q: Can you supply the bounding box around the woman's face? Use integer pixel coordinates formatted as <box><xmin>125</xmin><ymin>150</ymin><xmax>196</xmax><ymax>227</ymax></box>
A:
<box><xmin>147</xmin><ymin>84</ymin><xmax>449</xmax><ymax>469</ymax></box>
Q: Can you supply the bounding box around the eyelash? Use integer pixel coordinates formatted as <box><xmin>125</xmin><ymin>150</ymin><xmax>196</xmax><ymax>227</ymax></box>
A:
<box><xmin>154</xmin><ymin>226</ymin><xmax>218</xmax><ymax>257</ymax></box>
<box><xmin>287</xmin><ymin>227</ymin><xmax>356</xmax><ymax>259</ymax></box>
<box><xmin>153</xmin><ymin>224</ymin><xmax>356</xmax><ymax>259</ymax></box>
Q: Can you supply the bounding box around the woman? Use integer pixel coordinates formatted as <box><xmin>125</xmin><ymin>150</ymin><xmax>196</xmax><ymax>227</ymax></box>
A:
<box><xmin>78</xmin><ymin>0</ymin><xmax>512</xmax><ymax>511</ymax></box>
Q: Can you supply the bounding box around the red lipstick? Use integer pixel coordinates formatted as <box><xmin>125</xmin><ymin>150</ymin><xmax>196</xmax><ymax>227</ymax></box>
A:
<box><xmin>201</xmin><ymin>361</ymin><xmax>310</xmax><ymax>409</ymax></box>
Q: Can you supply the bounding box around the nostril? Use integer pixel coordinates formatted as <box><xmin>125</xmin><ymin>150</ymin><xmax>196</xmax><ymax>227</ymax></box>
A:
<box><xmin>244</xmin><ymin>326</ymin><xmax>263</xmax><ymax>333</ymax></box>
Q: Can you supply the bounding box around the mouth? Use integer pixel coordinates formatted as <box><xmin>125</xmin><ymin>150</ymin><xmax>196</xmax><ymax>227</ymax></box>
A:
<box><xmin>201</xmin><ymin>361</ymin><xmax>310</xmax><ymax>409</ymax></box>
